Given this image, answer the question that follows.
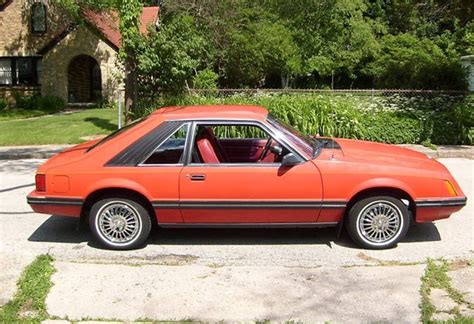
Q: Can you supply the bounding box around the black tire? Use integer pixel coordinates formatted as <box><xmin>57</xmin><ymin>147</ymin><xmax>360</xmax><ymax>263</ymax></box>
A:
<box><xmin>346</xmin><ymin>195</ymin><xmax>410</xmax><ymax>249</ymax></box>
<box><xmin>89</xmin><ymin>197</ymin><xmax>152</xmax><ymax>250</ymax></box>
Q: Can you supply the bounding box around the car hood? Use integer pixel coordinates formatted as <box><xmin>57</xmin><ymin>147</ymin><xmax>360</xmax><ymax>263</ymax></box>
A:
<box><xmin>334</xmin><ymin>138</ymin><xmax>432</xmax><ymax>165</ymax></box>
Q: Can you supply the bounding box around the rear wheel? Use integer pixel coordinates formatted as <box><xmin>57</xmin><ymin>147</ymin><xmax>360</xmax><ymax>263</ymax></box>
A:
<box><xmin>89</xmin><ymin>197</ymin><xmax>152</xmax><ymax>250</ymax></box>
<box><xmin>346</xmin><ymin>196</ymin><xmax>410</xmax><ymax>249</ymax></box>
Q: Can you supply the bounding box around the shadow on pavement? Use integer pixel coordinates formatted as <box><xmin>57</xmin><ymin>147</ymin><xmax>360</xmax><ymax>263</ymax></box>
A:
<box><xmin>149</xmin><ymin>227</ymin><xmax>340</xmax><ymax>246</ymax></box>
<box><xmin>28</xmin><ymin>215</ymin><xmax>441</xmax><ymax>249</ymax></box>
<box><xmin>0</xmin><ymin>183</ymin><xmax>34</xmax><ymax>193</ymax></box>
<box><xmin>404</xmin><ymin>222</ymin><xmax>441</xmax><ymax>242</ymax></box>
<box><xmin>28</xmin><ymin>216</ymin><xmax>91</xmax><ymax>244</ymax></box>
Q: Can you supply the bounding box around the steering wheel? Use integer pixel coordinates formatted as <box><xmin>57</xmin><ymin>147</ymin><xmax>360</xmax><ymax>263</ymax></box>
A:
<box><xmin>258</xmin><ymin>137</ymin><xmax>273</xmax><ymax>162</ymax></box>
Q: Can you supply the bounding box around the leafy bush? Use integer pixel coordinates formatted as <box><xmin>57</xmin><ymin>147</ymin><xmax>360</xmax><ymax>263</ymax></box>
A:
<box><xmin>36</xmin><ymin>95</ymin><xmax>65</xmax><ymax>111</ymax></box>
<box><xmin>430</xmin><ymin>98</ymin><xmax>474</xmax><ymax>145</ymax></box>
<box><xmin>12</xmin><ymin>92</ymin><xmax>65</xmax><ymax>112</ymax></box>
<box><xmin>192</xmin><ymin>69</ymin><xmax>219</xmax><ymax>90</ymax></box>
<box><xmin>12</xmin><ymin>91</ymin><xmax>40</xmax><ymax>110</ymax></box>
<box><xmin>138</xmin><ymin>93</ymin><xmax>473</xmax><ymax>145</ymax></box>
<box><xmin>0</xmin><ymin>97</ymin><xmax>7</xmax><ymax>111</ymax></box>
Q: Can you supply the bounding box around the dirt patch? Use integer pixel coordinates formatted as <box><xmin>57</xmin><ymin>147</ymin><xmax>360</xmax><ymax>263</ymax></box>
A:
<box><xmin>79</xmin><ymin>134</ymin><xmax>105</xmax><ymax>141</ymax></box>
<box><xmin>448</xmin><ymin>259</ymin><xmax>472</xmax><ymax>271</ymax></box>
<box><xmin>17</xmin><ymin>298</ymin><xmax>38</xmax><ymax>319</ymax></box>
<box><xmin>70</xmin><ymin>254</ymin><xmax>199</xmax><ymax>266</ymax></box>
<box><xmin>356</xmin><ymin>252</ymin><xmax>420</xmax><ymax>266</ymax></box>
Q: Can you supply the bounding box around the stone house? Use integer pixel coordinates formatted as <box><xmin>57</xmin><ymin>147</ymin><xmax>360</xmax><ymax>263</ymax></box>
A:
<box><xmin>0</xmin><ymin>0</ymin><xmax>159</xmax><ymax>104</ymax></box>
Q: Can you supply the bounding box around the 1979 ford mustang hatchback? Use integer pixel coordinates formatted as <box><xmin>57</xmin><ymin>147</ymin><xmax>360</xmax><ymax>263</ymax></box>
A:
<box><xmin>27</xmin><ymin>105</ymin><xmax>467</xmax><ymax>250</ymax></box>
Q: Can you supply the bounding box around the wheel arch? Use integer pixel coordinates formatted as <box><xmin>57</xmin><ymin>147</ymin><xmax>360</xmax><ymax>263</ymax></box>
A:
<box><xmin>346</xmin><ymin>186</ymin><xmax>416</xmax><ymax>221</ymax></box>
<box><xmin>81</xmin><ymin>187</ymin><xmax>156</xmax><ymax>226</ymax></box>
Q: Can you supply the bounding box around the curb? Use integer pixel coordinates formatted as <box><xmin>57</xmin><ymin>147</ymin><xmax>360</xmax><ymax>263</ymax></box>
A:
<box><xmin>0</xmin><ymin>145</ymin><xmax>72</xmax><ymax>160</ymax></box>
<box><xmin>0</xmin><ymin>144</ymin><xmax>472</xmax><ymax>160</ymax></box>
<box><xmin>398</xmin><ymin>145</ymin><xmax>473</xmax><ymax>160</ymax></box>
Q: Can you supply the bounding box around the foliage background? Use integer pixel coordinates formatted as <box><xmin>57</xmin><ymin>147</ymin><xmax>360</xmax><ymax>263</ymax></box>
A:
<box><xmin>134</xmin><ymin>0</ymin><xmax>473</xmax><ymax>93</ymax></box>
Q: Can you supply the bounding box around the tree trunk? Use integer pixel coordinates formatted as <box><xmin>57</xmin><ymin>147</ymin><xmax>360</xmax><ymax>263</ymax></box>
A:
<box><xmin>281</xmin><ymin>73</ymin><xmax>289</xmax><ymax>88</ymax></box>
<box><xmin>124</xmin><ymin>55</ymin><xmax>136</xmax><ymax>123</ymax></box>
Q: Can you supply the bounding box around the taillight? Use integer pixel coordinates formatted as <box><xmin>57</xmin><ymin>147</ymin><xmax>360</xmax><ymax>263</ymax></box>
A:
<box><xmin>36</xmin><ymin>174</ymin><xmax>46</xmax><ymax>192</ymax></box>
<box><xmin>444</xmin><ymin>180</ymin><xmax>457</xmax><ymax>196</ymax></box>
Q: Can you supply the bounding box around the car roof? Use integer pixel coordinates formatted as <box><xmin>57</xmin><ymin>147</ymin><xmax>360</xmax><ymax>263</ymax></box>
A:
<box><xmin>150</xmin><ymin>105</ymin><xmax>269</xmax><ymax>121</ymax></box>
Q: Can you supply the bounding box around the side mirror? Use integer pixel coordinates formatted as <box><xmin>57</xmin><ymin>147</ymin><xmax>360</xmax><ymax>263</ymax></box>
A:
<box><xmin>281</xmin><ymin>153</ymin><xmax>301</xmax><ymax>167</ymax></box>
<box><xmin>269</xmin><ymin>145</ymin><xmax>283</xmax><ymax>156</ymax></box>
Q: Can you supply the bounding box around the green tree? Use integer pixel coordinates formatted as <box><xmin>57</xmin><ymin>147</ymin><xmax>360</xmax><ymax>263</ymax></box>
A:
<box><xmin>267</xmin><ymin>0</ymin><xmax>380</xmax><ymax>88</ymax></box>
<box><xmin>135</xmin><ymin>15</ymin><xmax>212</xmax><ymax>94</ymax></box>
<box><xmin>365</xmin><ymin>33</ymin><xmax>467</xmax><ymax>89</ymax></box>
<box><xmin>221</xmin><ymin>12</ymin><xmax>301</xmax><ymax>88</ymax></box>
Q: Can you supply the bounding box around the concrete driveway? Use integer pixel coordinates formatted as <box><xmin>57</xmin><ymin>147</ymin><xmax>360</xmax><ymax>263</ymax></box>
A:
<box><xmin>0</xmin><ymin>158</ymin><xmax>472</xmax><ymax>322</ymax></box>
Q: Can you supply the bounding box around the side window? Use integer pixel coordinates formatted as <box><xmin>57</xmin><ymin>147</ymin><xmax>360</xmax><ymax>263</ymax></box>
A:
<box><xmin>143</xmin><ymin>124</ymin><xmax>188</xmax><ymax>165</ymax></box>
<box><xmin>212</xmin><ymin>125</ymin><xmax>267</xmax><ymax>139</ymax></box>
<box><xmin>192</xmin><ymin>124</ymin><xmax>289</xmax><ymax>164</ymax></box>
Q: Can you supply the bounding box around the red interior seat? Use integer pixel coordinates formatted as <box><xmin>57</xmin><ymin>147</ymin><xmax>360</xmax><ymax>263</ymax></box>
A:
<box><xmin>195</xmin><ymin>127</ymin><xmax>229</xmax><ymax>163</ymax></box>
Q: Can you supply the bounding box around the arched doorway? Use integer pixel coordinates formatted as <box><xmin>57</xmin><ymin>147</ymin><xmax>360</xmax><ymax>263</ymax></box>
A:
<box><xmin>67</xmin><ymin>55</ymin><xmax>102</xmax><ymax>103</ymax></box>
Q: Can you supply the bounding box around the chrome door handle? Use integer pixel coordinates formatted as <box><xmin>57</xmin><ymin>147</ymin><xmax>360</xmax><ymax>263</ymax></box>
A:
<box><xmin>189</xmin><ymin>174</ymin><xmax>206</xmax><ymax>181</ymax></box>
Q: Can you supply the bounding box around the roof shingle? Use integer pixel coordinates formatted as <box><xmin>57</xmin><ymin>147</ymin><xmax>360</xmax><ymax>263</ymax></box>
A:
<box><xmin>82</xmin><ymin>6</ymin><xmax>160</xmax><ymax>49</ymax></box>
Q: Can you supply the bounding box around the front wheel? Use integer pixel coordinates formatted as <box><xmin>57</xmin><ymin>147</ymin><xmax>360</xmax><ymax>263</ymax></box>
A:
<box><xmin>346</xmin><ymin>196</ymin><xmax>410</xmax><ymax>249</ymax></box>
<box><xmin>89</xmin><ymin>197</ymin><xmax>152</xmax><ymax>250</ymax></box>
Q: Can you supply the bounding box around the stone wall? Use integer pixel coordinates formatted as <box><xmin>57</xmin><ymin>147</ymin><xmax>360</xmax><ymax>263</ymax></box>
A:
<box><xmin>41</xmin><ymin>25</ymin><xmax>123</xmax><ymax>103</ymax></box>
<box><xmin>0</xmin><ymin>0</ymin><xmax>69</xmax><ymax>56</ymax></box>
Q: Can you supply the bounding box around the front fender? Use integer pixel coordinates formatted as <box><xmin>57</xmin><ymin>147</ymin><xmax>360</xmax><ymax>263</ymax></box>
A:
<box><xmin>347</xmin><ymin>178</ymin><xmax>416</xmax><ymax>201</ymax></box>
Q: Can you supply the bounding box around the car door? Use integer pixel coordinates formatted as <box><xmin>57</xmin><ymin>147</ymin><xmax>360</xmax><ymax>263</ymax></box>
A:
<box><xmin>179</xmin><ymin>121</ymin><xmax>323</xmax><ymax>224</ymax></box>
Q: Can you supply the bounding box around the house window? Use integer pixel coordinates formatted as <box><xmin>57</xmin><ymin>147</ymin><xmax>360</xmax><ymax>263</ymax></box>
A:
<box><xmin>0</xmin><ymin>57</ymin><xmax>41</xmax><ymax>86</ymax></box>
<box><xmin>31</xmin><ymin>3</ymin><xmax>47</xmax><ymax>33</ymax></box>
<box><xmin>0</xmin><ymin>59</ymin><xmax>13</xmax><ymax>85</ymax></box>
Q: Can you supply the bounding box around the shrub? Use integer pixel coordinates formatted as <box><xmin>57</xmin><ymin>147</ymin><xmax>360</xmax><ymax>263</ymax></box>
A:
<box><xmin>36</xmin><ymin>95</ymin><xmax>65</xmax><ymax>111</ymax></box>
<box><xmin>12</xmin><ymin>91</ymin><xmax>40</xmax><ymax>110</ymax></box>
<box><xmin>192</xmin><ymin>69</ymin><xmax>219</xmax><ymax>90</ymax></box>
<box><xmin>12</xmin><ymin>92</ymin><xmax>65</xmax><ymax>112</ymax></box>
<box><xmin>0</xmin><ymin>97</ymin><xmax>7</xmax><ymax>110</ymax></box>
<box><xmin>430</xmin><ymin>97</ymin><xmax>473</xmax><ymax>145</ymax></box>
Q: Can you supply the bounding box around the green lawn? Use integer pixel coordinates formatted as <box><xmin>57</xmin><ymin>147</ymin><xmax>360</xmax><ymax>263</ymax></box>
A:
<box><xmin>0</xmin><ymin>108</ymin><xmax>118</xmax><ymax>145</ymax></box>
<box><xmin>0</xmin><ymin>109</ymin><xmax>61</xmax><ymax>122</ymax></box>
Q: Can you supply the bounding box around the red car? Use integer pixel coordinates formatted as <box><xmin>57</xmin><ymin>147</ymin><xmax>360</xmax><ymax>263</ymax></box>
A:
<box><xmin>27</xmin><ymin>105</ymin><xmax>466</xmax><ymax>250</ymax></box>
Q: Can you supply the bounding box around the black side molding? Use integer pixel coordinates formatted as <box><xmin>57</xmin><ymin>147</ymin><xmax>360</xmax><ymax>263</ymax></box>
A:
<box><xmin>27</xmin><ymin>197</ymin><xmax>83</xmax><ymax>206</ymax></box>
<box><xmin>415</xmin><ymin>197</ymin><xmax>467</xmax><ymax>208</ymax></box>
<box><xmin>159</xmin><ymin>222</ymin><xmax>338</xmax><ymax>229</ymax></box>
<box><xmin>152</xmin><ymin>200</ymin><xmax>347</xmax><ymax>210</ymax></box>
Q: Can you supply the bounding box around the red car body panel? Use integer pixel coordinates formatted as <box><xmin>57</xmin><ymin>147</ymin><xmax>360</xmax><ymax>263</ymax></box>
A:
<box><xmin>27</xmin><ymin>105</ymin><xmax>466</xmax><ymax>226</ymax></box>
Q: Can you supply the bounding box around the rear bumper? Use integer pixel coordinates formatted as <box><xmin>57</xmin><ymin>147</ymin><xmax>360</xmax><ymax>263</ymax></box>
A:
<box><xmin>415</xmin><ymin>197</ymin><xmax>467</xmax><ymax>223</ymax></box>
<box><xmin>27</xmin><ymin>191</ymin><xmax>83</xmax><ymax>217</ymax></box>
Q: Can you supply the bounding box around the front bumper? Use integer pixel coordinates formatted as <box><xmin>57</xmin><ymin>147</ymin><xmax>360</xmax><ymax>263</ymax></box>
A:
<box><xmin>415</xmin><ymin>197</ymin><xmax>467</xmax><ymax>223</ymax></box>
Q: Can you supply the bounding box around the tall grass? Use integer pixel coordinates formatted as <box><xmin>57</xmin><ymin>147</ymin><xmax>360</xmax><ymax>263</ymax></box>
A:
<box><xmin>136</xmin><ymin>93</ymin><xmax>473</xmax><ymax>145</ymax></box>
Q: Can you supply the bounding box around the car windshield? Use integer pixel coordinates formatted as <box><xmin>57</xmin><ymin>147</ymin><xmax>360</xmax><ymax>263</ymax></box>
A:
<box><xmin>87</xmin><ymin>117</ymin><xmax>148</xmax><ymax>152</ymax></box>
<box><xmin>267</xmin><ymin>115</ymin><xmax>320</xmax><ymax>158</ymax></box>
